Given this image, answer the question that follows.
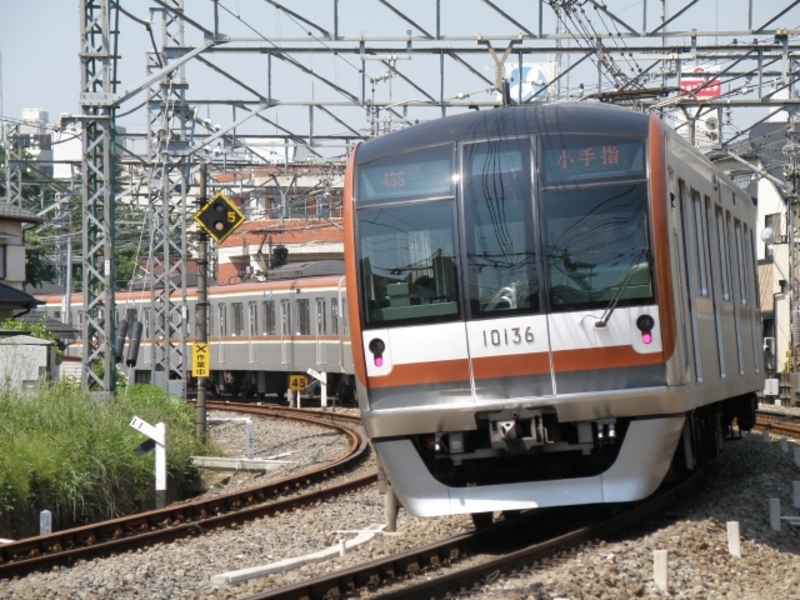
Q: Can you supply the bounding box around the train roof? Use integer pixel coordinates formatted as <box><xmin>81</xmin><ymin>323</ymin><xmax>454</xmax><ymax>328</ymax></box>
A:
<box><xmin>265</xmin><ymin>260</ymin><xmax>344</xmax><ymax>280</ymax></box>
<box><xmin>356</xmin><ymin>102</ymin><xmax>650</xmax><ymax>165</ymax></box>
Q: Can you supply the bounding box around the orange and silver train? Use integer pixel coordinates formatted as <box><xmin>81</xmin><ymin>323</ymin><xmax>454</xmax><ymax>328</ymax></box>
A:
<box><xmin>37</xmin><ymin>262</ymin><xmax>356</xmax><ymax>401</ymax></box>
<box><xmin>343</xmin><ymin>103</ymin><xmax>763</xmax><ymax>521</ymax></box>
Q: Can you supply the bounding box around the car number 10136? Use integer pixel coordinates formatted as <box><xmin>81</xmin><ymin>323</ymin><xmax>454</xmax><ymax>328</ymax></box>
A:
<box><xmin>482</xmin><ymin>326</ymin><xmax>534</xmax><ymax>347</ymax></box>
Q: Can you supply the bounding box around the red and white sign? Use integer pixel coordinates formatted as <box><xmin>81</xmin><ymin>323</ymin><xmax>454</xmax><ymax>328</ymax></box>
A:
<box><xmin>680</xmin><ymin>66</ymin><xmax>722</xmax><ymax>98</ymax></box>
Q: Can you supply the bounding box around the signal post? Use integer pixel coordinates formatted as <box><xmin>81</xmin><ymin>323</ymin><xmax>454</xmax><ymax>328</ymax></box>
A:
<box><xmin>193</xmin><ymin>167</ymin><xmax>246</xmax><ymax>440</ymax></box>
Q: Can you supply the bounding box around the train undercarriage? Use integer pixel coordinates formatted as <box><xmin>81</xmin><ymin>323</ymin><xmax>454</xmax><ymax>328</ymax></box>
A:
<box><xmin>207</xmin><ymin>369</ymin><xmax>357</xmax><ymax>404</ymax></box>
<box><xmin>374</xmin><ymin>392</ymin><xmax>758</xmax><ymax>525</ymax></box>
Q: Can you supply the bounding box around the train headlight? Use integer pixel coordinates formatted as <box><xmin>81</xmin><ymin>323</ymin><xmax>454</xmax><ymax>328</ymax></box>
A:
<box><xmin>636</xmin><ymin>314</ymin><xmax>655</xmax><ymax>345</ymax></box>
<box><xmin>368</xmin><ymin>338</ymin><xmax>386</xmax><ymax>366</ymax></box>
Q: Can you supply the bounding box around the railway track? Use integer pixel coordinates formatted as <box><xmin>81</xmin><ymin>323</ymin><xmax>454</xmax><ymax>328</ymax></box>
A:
<box><xmin>238</xmin><ymin>410</ymin><xmax>800</xmax><ymax>600</ymax></box>
<box><xmin>241</xmin><ymin>469</ymin><xmax>702</xmax><ymax>600</ymax></box>
<box><xmin>0</xmin><ymin>402</ymin><xmax>373</xmax><ymax>580</ymax></box>
<box><xmin>755</xmin><ymin>408</ymin><xmax>800</xmax><ymax>437</ymax></box>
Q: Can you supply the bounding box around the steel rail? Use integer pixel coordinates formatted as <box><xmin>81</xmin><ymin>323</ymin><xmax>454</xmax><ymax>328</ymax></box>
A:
<box><xmin>0</xmin><ymin>404</ymin><xmax>372</xmax><ymax>579</ymax></box>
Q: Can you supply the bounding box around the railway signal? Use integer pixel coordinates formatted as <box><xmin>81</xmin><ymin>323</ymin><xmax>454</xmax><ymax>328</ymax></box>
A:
<box><xmin>194</xmin><ymin>192</ymin><xmax>245</xmax><ymax>244</ymax></box>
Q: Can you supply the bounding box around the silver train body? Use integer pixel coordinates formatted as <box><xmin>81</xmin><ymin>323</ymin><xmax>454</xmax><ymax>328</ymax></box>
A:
<box><xmin>343</xmin><ymin>104</ymin><xmax>763</xmax><ymax>517</ymax></box>
<box><xmin>38</xmin><ymin>262</ymin><xmax>356</xmax><ymax>400</ymax></box>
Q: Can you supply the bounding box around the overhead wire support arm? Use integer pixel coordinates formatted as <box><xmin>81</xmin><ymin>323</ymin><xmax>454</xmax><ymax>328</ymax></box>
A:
<box><xmin>754</xmin><ymin>0</ymin><xmax>800</xmax><ymax>34</ymax></box>
<box><xmin>377</xmin><ymin>0</ymin><xmax>435</xmax><ymax>39</ymax></box>
<box><xmin>264</xmin><ymin>0</ymin><xmax>332</xmax><ymax>39</ymax></box>
<box><xmin>648</xmin><ymin>0</ymin><xmax>700</xmax><ymax>36</ymax></box>
<box><xmin>480</xmin><ymin>0</ymin><xmax>536</xmax><ymax>38</ymax></box>
<box><xmin>585</xmin><ymin>0</ymin><xmax>640</xmax><ymax>36</ymax></box>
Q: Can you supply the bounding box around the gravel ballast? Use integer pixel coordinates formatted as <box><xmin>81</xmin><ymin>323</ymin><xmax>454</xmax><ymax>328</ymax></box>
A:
<box><xmin>1</xmin><ymin>407</ymin><xmax>799</xmax><ymax>599</ymax></box>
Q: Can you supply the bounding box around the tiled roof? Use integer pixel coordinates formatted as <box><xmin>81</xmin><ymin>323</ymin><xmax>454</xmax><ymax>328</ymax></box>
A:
<box><xmin>219</xmin><ymin>219</ymin><xmax>344</xmax><ymax>248</ymax></box>
<box><xmin>0</xmin><ymin>281</ymin><xmax>44</xmax><ymax>309</ymax></box>
<box><xmin>15</xmin><ymin>311</ymin><xmax>79</xmax><ymax>338</ymax></box>
<box><xmin>0</xmin><ymin>203</ymin><xmax>43</xmax><ymax>224</ymax></box>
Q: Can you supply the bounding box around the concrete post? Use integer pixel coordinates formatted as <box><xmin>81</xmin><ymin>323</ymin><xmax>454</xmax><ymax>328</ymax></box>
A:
<box><xmin>155</xmin><ymin>422</ymin><xmax>167</xmax><ymax>509</ymax></box>
<box><xmin>770</xmin><ymin>498</ymin><xmax>781</xmax><ymax>532</ymax></box>
<box><xmin>40</xmin><ymin>510</ymin><xmax>52</xmax><ymax>536</ymax></box>
<box><xmin>653</xmin><ymin>549</ymin><xmax>668</xmax><ymax>592</ymax></box>
<box><xmin>727</xmin><ymin>521</ymin><xmax>741</xmax><ymax>557</ymax></box>
<box><xmin>385</xmin><ymin>484</ymin><xmax>399</xmax><ymax>533</ymax></box>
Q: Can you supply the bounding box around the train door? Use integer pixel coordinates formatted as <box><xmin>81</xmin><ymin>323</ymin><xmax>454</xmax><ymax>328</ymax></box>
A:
<box><xmin>678</xmin><ymin>181</ymin><xmax>703</xmax><ymax>383</ymax></box>
<box><xmin>217</xmin><ymin>303</ymin><xmax>227</xmax><ymax>364</ymax></box>
<box><xmin>280</xmin><ymin>298</ymin><xmax>292</xmax><ymax>365</ymax></box>
<box><xmin>355</xmin><ymin>142</ymin><xmax>471</xmax><ymax>407</ymax></box>
<box><xmin>705</xmin><ymin>197</ymin><xmax>726</xmax><ymax>379</ymax></box>
<box><xmin>460</xmin><ymin>137</ymin><xmax>554</xmax><ymax>400</ymax></box>
<box><xmin>539</xmin><ymin>133</ymin><xmax>654</xmax><ymax>395</ymax></box>
<box><xmin>248</xmin><ymin>301</ymin><xmax>258</xmax><ymax>364</ymax></box>
<box><xmin>315</xmin><ymin>297</ymin><xmax>327</xmax><ymax>365</ymax></box>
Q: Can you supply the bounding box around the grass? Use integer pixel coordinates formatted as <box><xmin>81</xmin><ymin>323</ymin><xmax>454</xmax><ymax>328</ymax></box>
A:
<box><xmin>0</xmin><ymin>381</ymin><xmax>220</xmax><ymax>539</ymax></box>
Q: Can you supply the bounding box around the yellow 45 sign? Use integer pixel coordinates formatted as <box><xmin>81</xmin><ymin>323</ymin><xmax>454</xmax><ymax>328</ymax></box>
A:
<box><xmin>289</xmin><ymin>375</ymin><xmax>308</xmax><ymax>391</ymax></box>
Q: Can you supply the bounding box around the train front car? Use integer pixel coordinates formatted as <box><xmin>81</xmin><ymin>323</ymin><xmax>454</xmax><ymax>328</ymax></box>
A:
<box><xmin>344</xmin><ymin>103</ymin><xmax>762</xmax><ymax>518</ymax></box>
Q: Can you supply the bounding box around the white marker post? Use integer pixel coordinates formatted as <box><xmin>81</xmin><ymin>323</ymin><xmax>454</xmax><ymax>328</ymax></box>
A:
<box><xmin>130</xmin><ymin>416</ymin><xmax>167</xmax><ymax>509</ymax></box>
<box><xmin>246</xmin><ymin>419</ymin><xmax>255</xmax><ymax>460</ymax></box>
<box><xmin>307</xmin><ymin>368</ymin><xmax>328</xmax><ymax>409</ymax></box>
<box><xmin>40</xmin><ymin>510</ymin><xmax>52</xmax><ymax>536</ymax></box>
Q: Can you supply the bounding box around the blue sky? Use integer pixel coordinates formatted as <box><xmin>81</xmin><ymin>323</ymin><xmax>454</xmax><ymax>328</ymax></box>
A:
<box><xmin>1</xmin><ymin>1</ymin><xmax>798</xmax><ymax>136</ymax></box>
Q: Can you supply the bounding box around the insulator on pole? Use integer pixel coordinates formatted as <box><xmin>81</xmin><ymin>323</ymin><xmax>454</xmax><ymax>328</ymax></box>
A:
<box><xmin>126</xmin><ymin>321</ymin><xmax>144</xmax><ymax>367</ymax></box>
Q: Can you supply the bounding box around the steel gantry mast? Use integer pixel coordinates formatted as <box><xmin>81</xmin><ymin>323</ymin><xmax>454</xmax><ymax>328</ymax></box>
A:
<box><xmin>147</xmin><ymin>0</ymin><xmax>191</xmax><ymax>396</ymax></box>
<box><xmin>2</xmin><ymin>123</ymin><xmax>22</xmax><ymax>207</ymax></box>
<box><xmin>79</xmin><ymin>0</ymin><xmax>118</xmax><ymax>393</ymax></box>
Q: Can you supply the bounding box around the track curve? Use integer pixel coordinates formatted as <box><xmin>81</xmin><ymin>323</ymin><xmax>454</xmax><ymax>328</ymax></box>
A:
<box><xmin>0</xmin><ymin>402</ymin><xmax>372</xmax><ymax>579</ymax></box>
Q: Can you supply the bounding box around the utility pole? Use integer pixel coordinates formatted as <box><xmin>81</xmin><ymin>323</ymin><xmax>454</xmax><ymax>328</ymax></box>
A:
<box><xmin>785</xmin><ymin>122</ymin><xmax>800</xmax><ymax>406</ymax></box>
<box><xmin>196</xmin><ymin>164</ymin><xmax>208</xmax><ymax>441</ymax></box>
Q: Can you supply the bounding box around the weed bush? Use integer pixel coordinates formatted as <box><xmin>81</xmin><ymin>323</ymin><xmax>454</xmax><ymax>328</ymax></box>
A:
<box><xmin>0</xmin><ymin>381</ymin><xmax>219</xmax><ymax>539</ymax></box>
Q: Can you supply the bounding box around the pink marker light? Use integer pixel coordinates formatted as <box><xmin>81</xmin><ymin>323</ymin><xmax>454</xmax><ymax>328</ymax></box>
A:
<box><xmin>368</xmin><ymin>338</ymin><xmax>386</xmax><ymax>368</ymax></box>
<box><xmin>641</xmin><ymin>332</ymin><xmax>652</xmax><ymax>345</ymax></box>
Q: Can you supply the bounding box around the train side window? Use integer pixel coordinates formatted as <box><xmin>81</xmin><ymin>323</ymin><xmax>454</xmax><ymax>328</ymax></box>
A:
<box><xmin>316</xmin><ymin>298</ymin><xmax>326</xmax><ymax>335</ymax></box>
<box><xmin>281</xmin><ymin>299</ymin><xmax>291</xmax><ymax>337</ymax></box>
<box><xmin>218</xmin><ymin>303</ymin><xmax>227</xmax><ymax>337</ymax></box>
<box><xmin>249</xmin><ymin>302</ymin><xmax>258</xmax><ymax>338</ymax></box>
<box><xmin>691</xmin><ymin>190</ymin><xmax>709</xmax><ymax>297</ymax></box>
<box><xmin>747</xmin><ymin>228</ymin><xmax>760</xmax><ymax>310</ymax></box>
<box><xmin>725</xmin><ymin>214</ymin><xmax>738</xmax><ymax>303</ymax></box>
<box><xmin>342</xmin><ymin>298</ymin><xmax>350</xmax><ymax>335</ymax></box>
<box><xmin>331</xmin><ymin>298</ymin><xmax>339</xmax><ymax>335</ymax></box>
<box><xmin>734</xmin><ymin>220</ymin><xmax>747</xmax><ymax>306</ymax></box>
<box><xmin>231</xmin><ymin>302</ymin><xmax>244</xmax><ymax>336</ymax></box>
<box><xmin>297</xmin><ymin>299</ymin><xmax>310</xmax><ymax>335</ymax></box>
<box><xmin>716</xmin><ymin>207</ymin><xmax>730</xmax><ymax>301</ymax></box>
<box><xmin>263</xmin><ymin>300</ymin><xmax>276</xmax><ymax>335</ymax></box>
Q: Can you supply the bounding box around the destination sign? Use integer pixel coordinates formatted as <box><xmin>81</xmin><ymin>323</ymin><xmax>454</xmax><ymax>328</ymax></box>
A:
<box><xmin>542</xmin><ymin>137</ymin><xmax>645</xmax><ymax>186</ymax></box>
<box><xmin>358</xmin><ymin>145</ymin><xmax>452</xmax><ymax>204</ymax></box>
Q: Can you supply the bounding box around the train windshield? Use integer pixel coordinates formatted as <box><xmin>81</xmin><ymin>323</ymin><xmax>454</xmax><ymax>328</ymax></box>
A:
<box><xmin>540</xmin><ymin>134</ymin><xmax>652</xmax><ymax>313</ymax></box>
<box><xmin>357</xmin><ymin>201</ymin><xmax>461</xmax><ymax>327</ymax></box>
